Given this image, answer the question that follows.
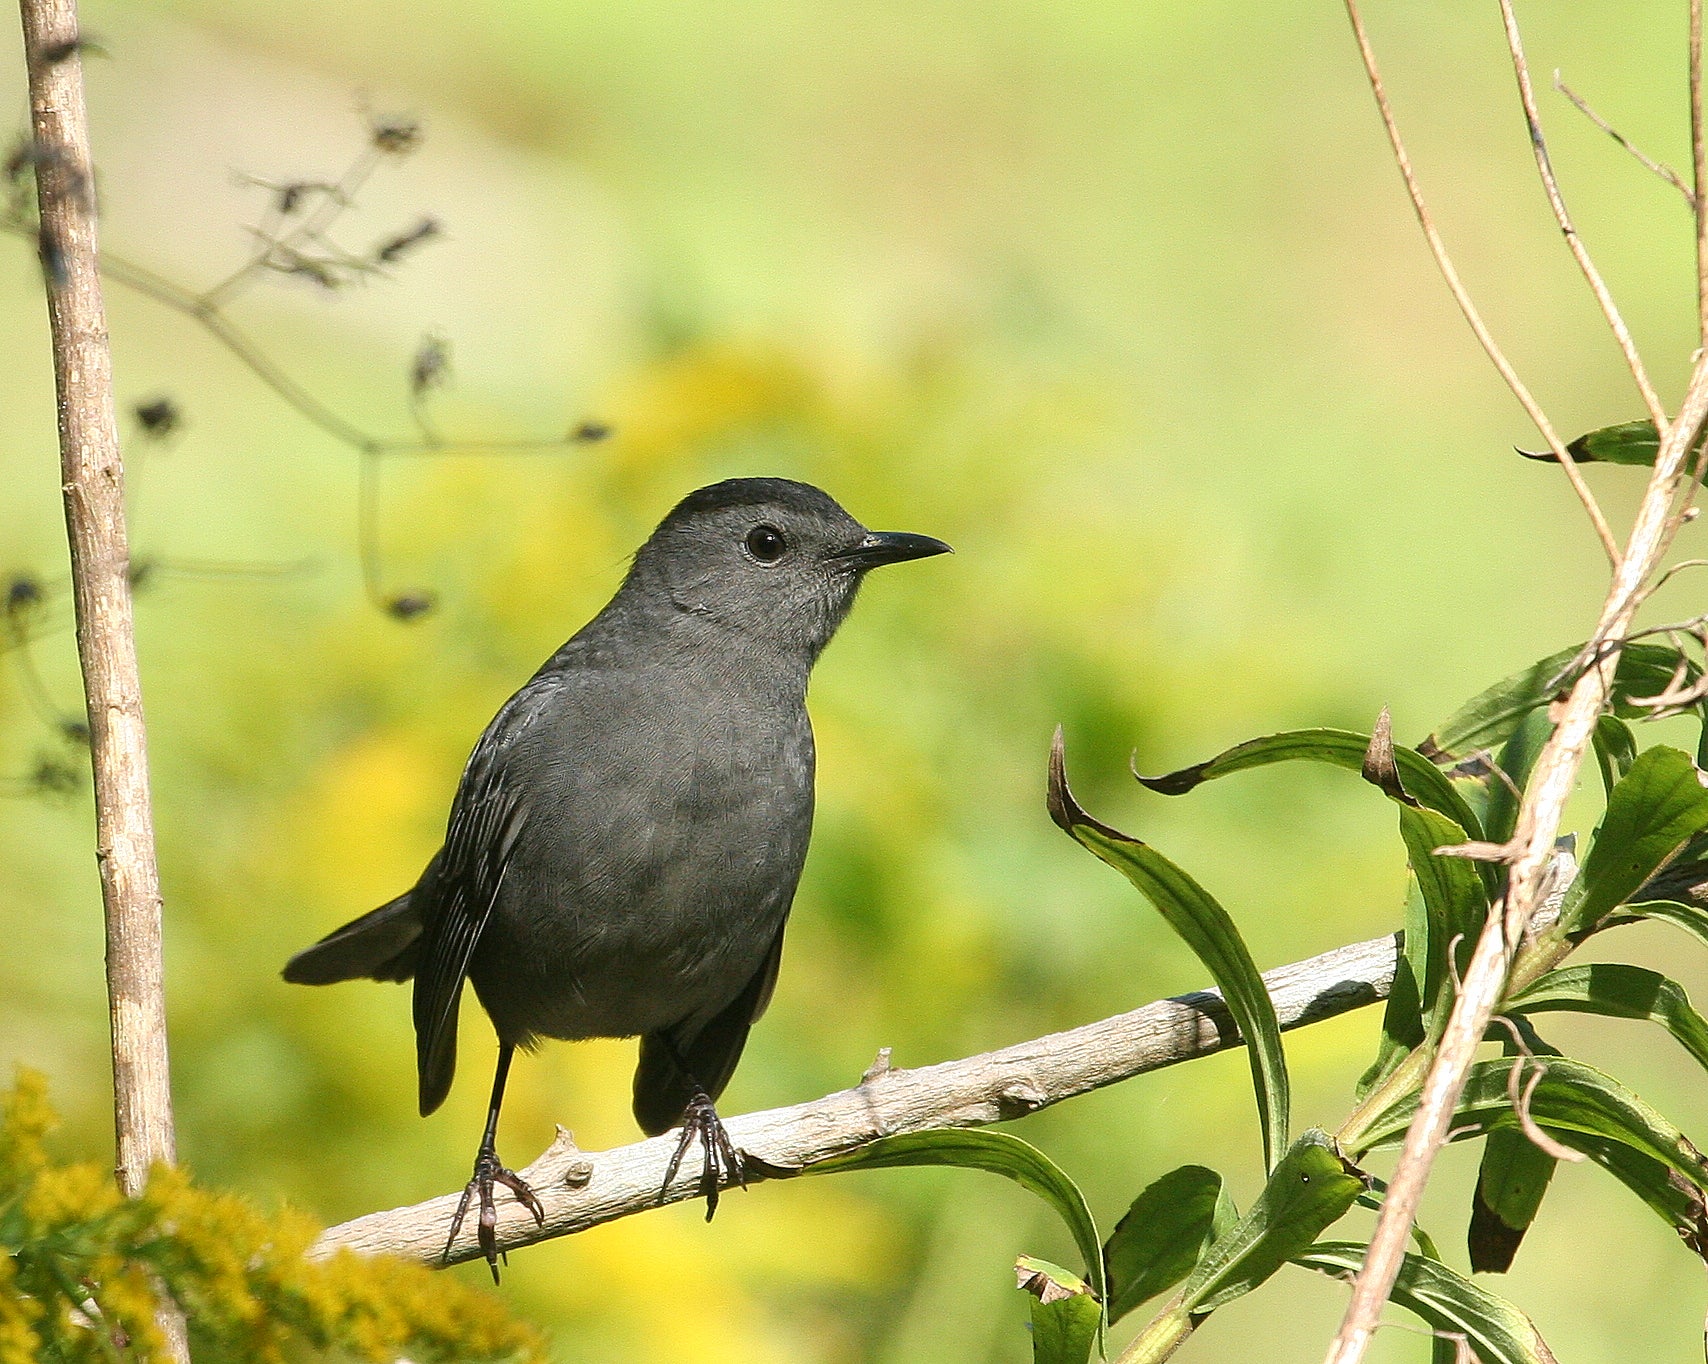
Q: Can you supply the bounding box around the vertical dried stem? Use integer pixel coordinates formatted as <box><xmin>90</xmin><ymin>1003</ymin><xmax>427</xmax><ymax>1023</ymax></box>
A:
<box><xmin>15</xmin><ymin>0</ymin><xmax>186</xmax><ymax>1355</ymax></box>
<box><xmin>1340</xmin><ymin>0</ymin><xmax>1622</xmax><ymax>567</ymax></box>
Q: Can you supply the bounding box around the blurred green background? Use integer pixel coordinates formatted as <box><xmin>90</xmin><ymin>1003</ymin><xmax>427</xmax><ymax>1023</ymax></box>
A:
<box><xmin>2</xmin><ymin>0</ymin><xmax>1706</xmax><ymax>1358</ymax></box>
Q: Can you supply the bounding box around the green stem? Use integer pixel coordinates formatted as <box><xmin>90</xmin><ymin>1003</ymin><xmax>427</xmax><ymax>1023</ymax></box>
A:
<box><xmin>1337</xmin><ymin>1044</ymin><xmax>1432</xmax><ymax>1153</ymax></box>
<box><xmin>1504</xmin><ymin>923</ymin><xmax>1576</xmax><ymax>997</ymax></box>
<box><xmin>1114</xmin><ymin>1305</ymin><xmax>1196</xmax><ymax>1364</ymax></box>
<box><xmin>1337</xmin><ymin>910</ymin><xmax>1586</xmax><ymax>1155</ymax></box>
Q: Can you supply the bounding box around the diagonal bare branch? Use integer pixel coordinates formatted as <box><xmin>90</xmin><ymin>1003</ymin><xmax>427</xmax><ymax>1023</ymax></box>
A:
<box><xmin>311</xmin><ymin>933</ymin><xmax>1402</xmax><ymax>1266</ymax></box>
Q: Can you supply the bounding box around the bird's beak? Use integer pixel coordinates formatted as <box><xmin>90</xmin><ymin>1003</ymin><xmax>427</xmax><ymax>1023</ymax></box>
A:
<box><xmin>832</xmin><ymin>530</ymin><xmax>954</xmax><ymax>570</ymax></box>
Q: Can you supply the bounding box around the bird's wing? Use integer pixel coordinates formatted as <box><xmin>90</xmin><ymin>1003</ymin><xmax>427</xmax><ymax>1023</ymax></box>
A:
<box><xmin>411</xmin><ymin>687</ymin><xmax>545</xmax><ymax>1117</ymax></box>
<box><xmin>631</xmin><ymin>919</ymin><xmax>787</xmax><ymax>1136</ymax></box>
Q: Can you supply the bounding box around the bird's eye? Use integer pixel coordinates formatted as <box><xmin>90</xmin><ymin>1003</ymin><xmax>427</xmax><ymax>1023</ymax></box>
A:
<box><xmin>744</xmin><ymin>525</ymin><xmax>787</xmax><ymax>563</ymax></box>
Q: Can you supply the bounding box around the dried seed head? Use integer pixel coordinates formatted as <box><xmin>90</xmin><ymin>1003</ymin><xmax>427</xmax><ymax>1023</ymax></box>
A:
<box><xmin>386</xmin><ymin>592</ymin><xmax>436</xmax><ymax>622</ymax></box>
<box><xmin>134</xmin><ymin>397</ymin><xmax>182</xmax><ymax>439</ymax></box>
<box><xmin>5</xmin><ymin>576</ymin><xmax>42</xmax><ymax>613</ymax></box>
<box><xmin>370</xmin><ymin>115</ymin><xmax>423</xmax><ymax>156</ymax></box>
<box><xmin>375</xmin><ymin>216</ymin><xmax>441</xmax><ymax>265</ymax></box>
<box><xmin>410</xmin><ymin>334</ymin><xmax>451</xmax><ymax>398</ymax></box>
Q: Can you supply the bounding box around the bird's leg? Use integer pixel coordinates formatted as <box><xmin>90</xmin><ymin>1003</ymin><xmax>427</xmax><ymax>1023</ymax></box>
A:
<box><xmin>657</xmin><ymin>1043</ymin><xmax>746</xmax><ymax>1221</ymax></box>
<box><xmin>443</xmin><ymin>1043</ymin><xmax>546</xmax><ymax>1282</ymax></box>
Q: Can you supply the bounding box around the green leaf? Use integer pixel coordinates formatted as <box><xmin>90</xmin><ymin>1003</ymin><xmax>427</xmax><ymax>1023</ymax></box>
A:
<box><xmin>1512</xmin><ymin>962</ymin><xmax>1708</xmax><ymax>1077</ymax></box>
<box><xmin>1558</xmin><ymin>746</ymin><xmax>1708</xmax><ymax>935</ymax></box>
<box><xmin>1623</xmin><ymin>833</ymin><xmax>1708</xmax><ymax>908</ymax></box>
<box><xmin>1355</xmin><ymin>1056</ymin><xmax>1708</xmax><ymax>1194</ymax></box>
<box><xmin>1605</xmin><ymin>898</ymin><xmax>1708</xmax><ymax>951</ymax></box>
<box><xmin>1131</xmin><ymin>727</ymin><xmax>1484</xmax><ymax>841</ymax></box>
<box><xmin>1521</xmin><ymin>417</ymin><xmax>1708</xmax><ymax>472</ymax></box>
<box><xmin>1485</xmin><ymin>709</ymin><xmax>1556</xmax><ymax>845</ymax></box>
<box><xmin>1175</xmin><ymin>1130</ymin><xmax>1364</xmax><ymax>1314</ymax></box>
<box><xmin>1567</xmin><ymin>1133</ymin><xmax>1708</xmax><ymax>1261</ymax></box>
<box><xmin>1355</xmin><ymin>880</ymin><xmax>1427</xmax><ymax>1102</ymax></box>
<box><xmin>1015</xmin><ymin>1257</ymin><xmax>1102</xmax><ymax>1364</ymax></box>
<box><xmin>1570</xmin><ymin>418</ymin><xmax>1670</xmax><ymax>465</ymax></box>
<box><xmin>1467</xmin><ymin>1029</ymin><xmax>1558</xmax><ymax>1275</ymax></box>
<box><xmin>1422</xmin><ymin>642</ymin><xmax>1702</xmax><ymax>759</ymax></box>
<box><xmin>1469</xmin><ymin>1129</ymin><xmax>1557</xmax><ymax>1275</ymax></box>
<box><xmin>1103</xmin><ymin>1165</ymin><xmax>1236</xmax><ymax>1325</ymax></box>
<box><xmin>1294</xmin><ymin>1242</ymin><xmax>1559</xmax><ymax>1364</ymax></box>
<box><xmin>809</xmin><ymin>1129</ymin><xmax>1105</xmax><ymax>1304</ymax></box>
<box><xmin>1593</xmin><ymin>715</ymin><xmax>1639</xmax><ymax>799</ymax></box>
<box><xmin>1051</xmin><ymin>730</ymin><xmax>1289</xmax><ymax>1170</ymax></box>
<box><xmin>1399</xmin><ymin>805</ymin><xmax>1487</xmax><ymax>1038</ymax></box>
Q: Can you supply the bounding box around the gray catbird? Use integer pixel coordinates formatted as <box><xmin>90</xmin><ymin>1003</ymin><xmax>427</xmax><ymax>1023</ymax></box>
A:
<box><xmin>283</xmin><ymin>477</ymin><xmax>949</xmax><ymax>1277</ymax></box>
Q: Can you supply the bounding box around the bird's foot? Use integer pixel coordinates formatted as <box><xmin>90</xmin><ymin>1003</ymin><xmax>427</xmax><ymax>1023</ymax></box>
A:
<box><xmin>660</xmin><ymin>1089</ymin><xmax>746</xmax><ymax>1221</ymax></box>
<box><xmin>444</xmin><ymin>1146</ymin><xmax>546</xmax><ymax>1283</ymax></box>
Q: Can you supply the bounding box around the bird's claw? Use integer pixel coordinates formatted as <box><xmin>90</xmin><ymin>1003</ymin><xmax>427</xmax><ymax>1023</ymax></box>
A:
<box><xmin>660</xmin><ymin>1090</ymin><xmax>746</xmax><ymax>1221</ymax></box>
<box><xmin>444</xmin><ymin>1146</ymin><xmax>546</xmax><ymax>1283</ymax></box>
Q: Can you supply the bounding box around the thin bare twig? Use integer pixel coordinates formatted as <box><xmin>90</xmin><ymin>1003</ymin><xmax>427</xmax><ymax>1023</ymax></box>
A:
<box><xmin>1673</xmin><ymin>0</ymin><xmax>1708</xmax><ymax>554</ymax></box>
<box><xmin>4</xmin><ymin>609</ymin><xmax>79</xmax><ymax>733</ymax></box>
<box><xmin>1695</xmin><ymin>0</ymin><xmax>1708</xmax><ymax>342</ymax></box>
<box><xmin>312</xmin><ymin>933</ymin><xmax>1402</xmax><ymax>1265</ymax></box>
<box><xmin>1639</xmin><ymin>557</ymin><xmax>1708</xmax><ymax>603</ymax></box>
<box><xmin>1485</xmin><ymin>1014</ymin><xmax>1584</xmax><ymax>1164</ymax></box>
<box><xmin>1631</xmin><ymin>0</ymin><xmax>1708</xmax><ymax>653</ymax></box>
<box><xmin>1656</xmin><ymin>419</ymin><xmax>1708</xmax><ymax>563</ymax></box>
<box><xmin>1</xmin><ymin>121</ymin><xmax>606</xmax><ymax>763</ymax></box>
<box><xmin>201</xmin><ymin>144</ymin><xmax>382</xmax><ymax>308</ymax></box>
<box><xmin>18</xmin><ymin>218</ymin><xmax>583</xmax><ymax>462</ymax></box>
<box><xmin>1</xmin><ymin>128</ymin><xmax>607</xmax><ymax>612</ymax></box>
<box><xmin>1514</xmin><ymin>1064</ymin><xmax>1581</xmax><ymax>1161</ymax></box>
<box><xmin>1628</xmin><ymin>639</ymin><xmax>1708</xmax><ymax>718</ymax></box>
<box><xmin>1497</xmin><ymin>0</ymin><xmax>1669</xmax><ymax>437</ymax></box>
<box><xmin>1615</xmin><ymin>610</ymin><xmax>1708</xmax><ymax>645</ymax></box>
<box><xmin>1340</xmin><ymin>0</ymin><xmax>1622</xmax><ymax>567</ymax></box>
<box><xmin>1555</xmin><ymin>75</ymin><xmax>1696</xmax><ymax>208</ymax></box>
<box><xmin>15</xmin><ymin>1</ymin><xmax>186</xmax><ymax>1356</ymax></box>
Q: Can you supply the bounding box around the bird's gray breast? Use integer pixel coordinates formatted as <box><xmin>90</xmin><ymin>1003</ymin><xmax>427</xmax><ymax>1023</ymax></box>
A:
<box><xmin>466</xmin><ymin>664</ymin><xmax>815</xmax><ymax>1046</ymax></box>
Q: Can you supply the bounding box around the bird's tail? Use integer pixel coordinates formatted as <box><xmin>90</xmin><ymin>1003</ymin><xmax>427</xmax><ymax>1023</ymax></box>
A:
<box><xmin>633</xmin><ymin>929</ymin><xmax>785</xmax><ymax>1135</ymax></box>
<box><xmin>282</xmin><ymin>891</ymin><xmax>424</xmax><ymax>985</ymax></box>
<box><xmin>633</xmin><ymin>1017</ymin><xmax>753</xmax><ymax>1138</ymax></box>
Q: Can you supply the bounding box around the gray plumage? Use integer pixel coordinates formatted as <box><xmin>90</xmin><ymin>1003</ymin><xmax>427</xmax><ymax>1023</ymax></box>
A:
<box><xmin>284</xmin><ymin>477</ymin><xmax>948</xmax><ymax>1265</ymax></box>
